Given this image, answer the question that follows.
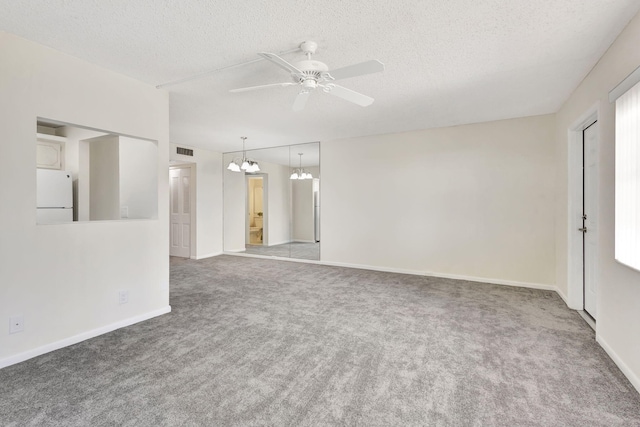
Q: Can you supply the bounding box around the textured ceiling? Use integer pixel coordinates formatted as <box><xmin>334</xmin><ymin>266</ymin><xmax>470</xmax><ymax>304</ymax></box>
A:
<box><xmin>1</xmin><ymin>0</ymin><xmax>639</xmax><ymax>152</ymax></box>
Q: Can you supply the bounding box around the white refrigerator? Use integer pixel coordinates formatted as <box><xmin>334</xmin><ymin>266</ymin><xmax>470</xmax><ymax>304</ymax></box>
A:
<box><xmin>37</xmin><ymin>169</ymin><xmax>73</xmax><ymax>224</ymax></box>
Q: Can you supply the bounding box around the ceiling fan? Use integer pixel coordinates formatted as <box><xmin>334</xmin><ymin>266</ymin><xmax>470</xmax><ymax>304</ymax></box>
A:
<box><xmin>230</xmin><ymin>41</ymin><xmax>384</xmax><ymax>111</ymax></box>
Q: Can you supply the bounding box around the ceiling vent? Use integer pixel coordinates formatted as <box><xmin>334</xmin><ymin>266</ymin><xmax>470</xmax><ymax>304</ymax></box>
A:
<box><xmin>176</xmin><ymin>147</ymin><xmax>193</xmax><ymax>156</ymax></box>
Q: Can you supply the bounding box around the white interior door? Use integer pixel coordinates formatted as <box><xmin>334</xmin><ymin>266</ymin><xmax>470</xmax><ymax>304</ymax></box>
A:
<box><xmin>170</xmin><ymin>167</ymin><xmax>192</xmax><ymax>258</ymax></box>
<box><xmin>583</xmin><ymin>122</ymin><xmax>598</xmax><ymax>319</ymax></box>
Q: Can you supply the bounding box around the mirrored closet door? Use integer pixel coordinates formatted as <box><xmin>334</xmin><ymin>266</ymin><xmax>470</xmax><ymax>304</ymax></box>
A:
<box><xmin>223</xmin><ymin>142</ymin><xmax>319</xmax><ymax>260</ymax></box>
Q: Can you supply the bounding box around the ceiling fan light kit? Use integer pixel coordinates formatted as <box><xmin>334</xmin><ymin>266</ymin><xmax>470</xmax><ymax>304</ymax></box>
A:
<box><xmin>227</xmin><ymin>137</ymin><xmax>260</xmax><ymax>173</ymax></box>
<box><xmin>230</xmin><ymin>41</ymin><xmax>384</xmax><ymax>111</ymax></box>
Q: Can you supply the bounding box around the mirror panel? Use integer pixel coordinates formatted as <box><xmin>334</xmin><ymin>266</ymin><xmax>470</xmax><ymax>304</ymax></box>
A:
<box><xmin>289</xmin><ymin>143</ymin><xmax>320</xmax><ymax>260</ymax></box>
<box><xmin>223</xmin><ymin>142</ymin><xmax>319</xmax><ymax>260</ymax></box>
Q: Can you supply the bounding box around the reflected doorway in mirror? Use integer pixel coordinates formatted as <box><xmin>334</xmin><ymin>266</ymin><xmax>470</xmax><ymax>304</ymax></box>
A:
<box><xmin>247</xmin><ymin>175</ymin><xmax>265</xmax><ymax>245</ymax></box>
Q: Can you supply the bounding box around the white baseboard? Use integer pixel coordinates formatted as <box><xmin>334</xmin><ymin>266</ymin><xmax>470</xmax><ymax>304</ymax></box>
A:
<box><xmin>422</xmin><ymin>269</ymin><xmax>557</xmax><ymax>292</ymax></box>
<box><xmin>224</xmin><ymin>252</ymin><xmax>267</xmax><ymax>259</ymax></box>
<box><xmin>226</xmin><ymin>255</ymin><xmax>559</xmax><ymax>296</ymax></box>
<box><xmin>195</xmin><ymin>251</ymin><xmax>223</xmax><ymax>260</ymax></box>
<box><xmin>321</xmin><ymin>260</ymin><xmax>426</xmax><ymax>276</ymax></box>
<box><xmin>321</xmin><ymin>260</ymin><xmax>556</xmax><ymax>292</ymax></box>
<box><xmin>554</xmin><ymin>287</ymin><xmax>570</xmax><ymax>306</ymax></box>
<box><xmin>0</xmin><ymin>306</ymin><xmax>171</xmax><ymax>370</ymax></box>
<box><xmin>224</xmin><ymin>251</ymin><xmax>323</xmax><ymax>264</ymax></box>
<box><xmin>596</xmin><ymin>334</ymin><xmax>640</xmax><ymax>394</ymax></box>
<box><xmin>266</xmin><ymin>240</ymin><xmax>291</xmax><ymax>247</ymax></box>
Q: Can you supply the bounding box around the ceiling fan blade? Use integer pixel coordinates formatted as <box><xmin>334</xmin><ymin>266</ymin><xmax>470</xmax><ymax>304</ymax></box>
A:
<box><xmin>258</xmin><ymin>52</ymin><xmax>303</xmax><ymax>75</ymax></box>
<box><xmin>325</xmin><ymin>84</ymin><xmax>374</xmax><ymax>107</ymax></box>
<box><xmin>230</xmin><ymin>82</ymin><xmax>297</xmax><ymax>93</ymax></box>
<box><xmin>329</xmin><ymin>60</ymin><xmax>385</xmax><ymax>81</ymax></box>
<box><xmin>293</xmin><ymin>91</ymin><xmax>311</xmax><ymax>111</ymax></box>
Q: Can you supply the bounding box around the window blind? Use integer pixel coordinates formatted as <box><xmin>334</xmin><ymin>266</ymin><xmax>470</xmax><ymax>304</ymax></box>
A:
<box><xmin>615</xmin><ymin>80</ymin><xmax>640</xmax><ymax>271</ymax></box>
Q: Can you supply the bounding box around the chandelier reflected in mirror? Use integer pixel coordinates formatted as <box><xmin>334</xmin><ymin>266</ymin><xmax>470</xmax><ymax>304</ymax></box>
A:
<box><xmin>290</xmin><ymin>153</ymin><xmax>313</xmax><ymax>180</ymax></box>
<box><xmin>227</xmin><ymin>136</ymin><xmax>260</xmax><ymax>173</ymax></box>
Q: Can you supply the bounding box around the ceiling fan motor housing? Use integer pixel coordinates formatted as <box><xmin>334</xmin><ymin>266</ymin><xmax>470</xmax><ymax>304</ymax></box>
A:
<box><xmin>293</xmin><ymin>60</ymin><xmax>329</xmax><ymax>85</ymax></box>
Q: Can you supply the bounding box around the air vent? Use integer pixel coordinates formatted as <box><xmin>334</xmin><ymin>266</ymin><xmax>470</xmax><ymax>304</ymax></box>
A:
<box><xmin>176</xmin><ymin>147</ymin><xmax>193</xmax><ymax>156</ymax></box>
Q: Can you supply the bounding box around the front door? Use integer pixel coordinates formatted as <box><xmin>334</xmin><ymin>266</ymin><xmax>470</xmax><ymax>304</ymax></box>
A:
<box><xmin>170</xmin><ymin>166</ymin><xmax>192</xmax><ymax>258</ymax></box>
<box><xmin>582</xmin><ymin>121</ymin><xmax>598</xmax><ymax>319</ymax></box>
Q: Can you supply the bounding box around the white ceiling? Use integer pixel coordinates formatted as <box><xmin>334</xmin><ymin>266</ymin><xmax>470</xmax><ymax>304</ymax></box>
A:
<box><xmin>1</xmin><ymin>1</ymin><xmax>639</xmax><ymax>153</ymax></box>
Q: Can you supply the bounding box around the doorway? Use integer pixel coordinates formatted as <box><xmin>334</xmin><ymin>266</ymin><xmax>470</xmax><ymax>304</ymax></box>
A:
<box><xmin>582</xmin><ymin>121</ymin><xmax>598</xmax><ymax>319</ymax></box>
<box><xmin>568</xmin><ymin>110</ymin><xmax>599</xmax><ymax>321</ymax></box>
<box><xmin>246</xmin><ymin>175</ymin><xmax>266</xmax><ymax>246</ymax></box>
<box><xmin>169</xmin><ymin>164</ymin><xmax>196</xmax><ymax>258</ymax></box>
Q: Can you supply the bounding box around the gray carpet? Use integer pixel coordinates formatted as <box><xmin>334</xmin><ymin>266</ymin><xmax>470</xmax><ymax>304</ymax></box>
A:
<box><xmin>245</xmin><ymin>242</ymin><xmax>320</xmax><ymax>260</ymax></box>
<box><xmin>0</xmin><ymin>255</ymin><xmax>639</xmax><ymax>426</ymax></box>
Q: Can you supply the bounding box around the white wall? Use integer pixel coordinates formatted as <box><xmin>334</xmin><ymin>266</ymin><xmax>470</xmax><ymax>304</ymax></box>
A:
<box><xmin>170</xmin><ymin>143</ymin><xmax>223</xmax><ymax>259</ymax></box>
<box><xmin>89</xmin><ymin>135</ymin><xmax>120</xmax><ymax>220</ymax></box>
<box><xmin>120</xmin><ymin>136</ymin><xmax>158</xmax><ymax>220</ymax></box>
<box><xmin>223</xmin><ymin>156</ymin><xmax>247</xmax><ymax>252</ymax></box>
<box><xmin>554</xmin><ymin>12</ymin><xmax>640</xmax><ymax>392</ymax></box>
<box><xmin>0</xmin><ymin>32</ymin><xmax>170</xmax><ymax>367</ymax></box>
<box><xmin>321</xmin><ymin>115</ymin><xmax>556</xmax><ymax>286</ymax></box>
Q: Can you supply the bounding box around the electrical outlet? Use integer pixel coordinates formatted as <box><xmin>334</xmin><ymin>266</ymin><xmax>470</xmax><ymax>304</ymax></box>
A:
<box><xmin>9</xmin><ymin>316</ymin><xmax>24</xmax><ymax>334</ymax></box>
<box><xmin>118</xmin><ymin>290</ymin><xmax>129</xmax><ymax>305</ymax></box>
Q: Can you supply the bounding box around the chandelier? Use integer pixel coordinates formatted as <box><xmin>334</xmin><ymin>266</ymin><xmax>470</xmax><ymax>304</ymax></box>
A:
<box><xmin>227</xmin><ymin>137</ymin><xmax>260</xmax><ymax>173</ymax></box>
<box><xmin>290</xmin><ymin>153</ymin><xmax>313</xmax><ymax>180</ymax></box>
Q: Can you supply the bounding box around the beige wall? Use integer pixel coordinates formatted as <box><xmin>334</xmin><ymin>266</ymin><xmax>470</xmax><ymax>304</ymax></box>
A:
<box><xmin>0</xmin><ymin>32</ymin><xmax>170</xmax><ymax>367</ymax></box>
<box><xmin>322</xmin><ymin>114</ymin><xmax>557</xmax><ymax>287</ymax></box>
<box><xmin>554</xmin><ymin>12</ymin><xmax>640</xmax><ymax>391</ymax></box>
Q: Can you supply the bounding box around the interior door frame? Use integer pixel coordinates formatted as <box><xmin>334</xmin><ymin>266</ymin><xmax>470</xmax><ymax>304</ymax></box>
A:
<box><xmin>567</xmin><ymin>104</ymin><xmax>599</xmax><ymax>313</ymax></box>
<box><xmin>245</xmin><ymin>173</ymin><xmax>268</xmax><ymax>246</ymax></box>
<box><xmin>169</xmin><ymin>163</ymin><xmax>197</xmax><ymax>259</ymax></box>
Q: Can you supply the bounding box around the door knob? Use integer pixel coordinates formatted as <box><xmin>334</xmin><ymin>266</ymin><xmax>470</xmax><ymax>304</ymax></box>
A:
<box><xmin>579</xmin><ymin>227</ymin><xmax>587</xmax><ymax>233</ymax></box>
